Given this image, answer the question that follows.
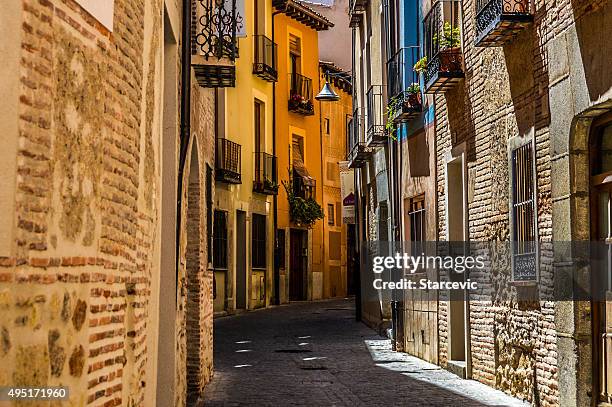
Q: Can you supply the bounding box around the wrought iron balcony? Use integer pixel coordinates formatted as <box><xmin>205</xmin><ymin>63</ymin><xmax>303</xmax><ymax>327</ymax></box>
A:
<box><xmin>215</xmin><ymin>138</ymin><xmax>241</xmax><ymax>184</ymax></box>
<box><xmin>423</xmin><ymin>0</ymin><xmax>464</xmax><ymax>94</ymax></box>
<box><xmin>386</xmin><ymin>46</ymin><xmax>422</xmax><ymax>123</ymax></box>
<box><xmin>288</xmin><ymin>73</ymin><xmax>314</xmax><ymax>116</ymax></box>
<box><xmin>192</xmin><ymin>0</ymin><xmax>243</xmax><ymax>88</ymax></box>
<box><xmin>253</xmin><ymin>35</ymin><xmax>278</xmax><ymax>82</ymax></box>
<box><xmin>366</xmin><ymin>85</ymin><xmax>387</xmax><ymax>147</ymax></box>
<box><xmin>253</xmin><ymin>152</ymin><xmax>278</xmax><ymax>195</ymax></box>
<box><xmin>475</xmin><ymin>0</ymin><xmax>532</xmax><ymax>47</ymax></box>
<box><xmin>349</xmin><ymin>0</ymin><xmax>366</xmax><ymax>27</ymax></box>
<box><xmin>347</xmin><ymin>108</ymin><xmax>371</xmax><ymax>169</ymax></box>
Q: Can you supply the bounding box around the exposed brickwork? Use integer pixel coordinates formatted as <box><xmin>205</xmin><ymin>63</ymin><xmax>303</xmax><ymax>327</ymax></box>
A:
<box><xmin>431</xmin><ymin>0</ymin><xmax>606</xmax><ymax>403</ymax></box>
<box><xmin>0</xmin><ymin>0</ymin><xmax>216</xmax><ymax>405</ymax></box>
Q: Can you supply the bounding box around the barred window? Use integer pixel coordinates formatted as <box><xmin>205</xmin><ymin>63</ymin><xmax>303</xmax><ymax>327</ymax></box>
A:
<box><xmin>213</xmin><ymin>210</ymin><xmax>228</xmax><ymax>269</ymax></box>
<box><xmin>206</xmin><ymin>165</ymin><xmax>213</xmax><ymax>264</ymax></box>
<box><xmin>511</xmin><ymin>142</ymin><xmax>538</xmax><ymax>281</ymax></box>
<box><xmin>409</xmin><ymin>196</ymin><xmax>425</xmax><ymax>265</ymax></box>
<box><xmin>252</xmin><ymin>214</ymin><xmax>267</xmax><ymax>269</ymax></box>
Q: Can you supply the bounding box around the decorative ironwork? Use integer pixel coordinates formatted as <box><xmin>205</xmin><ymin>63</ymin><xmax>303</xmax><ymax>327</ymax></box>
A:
<box><xmin>253</xmin><ymin>35</ymin><xmax>278</xmax><ymax>82</ymax></box>
<box><xmin>288</xmin><ymin>73</ymin><xmax>314</xmax><ymax>116</ymax></box>
<box><xmin>347</xmin><ymin>108</ymin><xmax>371</xmax><ymax>168</ymax></box>
<box><xmin>216</xmin><ymin>138</ymin><xmax>241</xmax><ymax>184</ymax></box>
<box><xmin>475</xmin><ymin>0</ymin><xmax>532</xmax><ymax>47</ymax></box>
<box><xmin>194</xmin><ymin>0</ymin><xmax>242</xmax><ymax>60</ymax></box>
<box><xmin>423</xmin><ymin>0</ymin><xmax>464</xmax><ymax>93</ymax></box>
<box><xmin>254</xmin><ymin>152</ymin><xmax>278</xmax><ymax>195</ymax></box>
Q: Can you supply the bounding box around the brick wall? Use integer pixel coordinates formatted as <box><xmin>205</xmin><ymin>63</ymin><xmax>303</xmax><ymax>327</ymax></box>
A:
<box><xmin>0</xmin><ymin>0</ymin><xmax>216</xmax><ymax>405</ymax></box>
<box><xmin>428</xmin><ymin>0</ymin><xmax>606</xmax><ymax>402</ymax></box>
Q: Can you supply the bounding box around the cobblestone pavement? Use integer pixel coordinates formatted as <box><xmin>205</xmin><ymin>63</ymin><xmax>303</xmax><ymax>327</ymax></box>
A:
<box><xmin>202</xmin><ymin>298</ymin><xmax>529</xmax><ymax>407</ymax></box>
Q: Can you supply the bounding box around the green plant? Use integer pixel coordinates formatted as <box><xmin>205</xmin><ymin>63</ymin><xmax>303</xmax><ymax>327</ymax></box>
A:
<box><xmin>282</xmin><ymin>171</ymin><xmax>324</xmax><ymax>228</ymax></box>
<box><xmin>407</xmin><ymin>83</ymin><xmax>420</xmax><ymax>94</ymax></box>
<box><xmin>413</xmin><ymin>57</ymin><xmax>427</xmax><ymax>73</ymax></box>
<box><xmin>385</xmin><ymin>95</ymin><xmax>400</xmax><ymax>137</ymax></box>
<box><xmin>433</xmin><ymin>22</ymin><xmax>461</xmax><ymax>49</ymax></box>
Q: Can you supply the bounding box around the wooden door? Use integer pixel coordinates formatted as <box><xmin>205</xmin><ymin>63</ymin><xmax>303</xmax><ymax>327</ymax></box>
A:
<box><xmin>593</xmin><ymin>184</ymin><xmax>612</xmax><ymax>404</ymax></box>
<box><xmin>290</xmin><ymin>229</ymin><xmax>306</xmax><ymax>301</ymax></box>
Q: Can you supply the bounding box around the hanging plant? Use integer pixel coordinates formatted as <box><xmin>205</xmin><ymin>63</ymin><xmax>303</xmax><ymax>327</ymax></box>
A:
<box><xmin>385</xmin><ymin>95</ymin><xmax>401</xmax><ymax>138</ymax></box>
<box><xmin>282</xmin><ymin>170</ymin><xmax>324</xmax><ymax>228</ymax></box>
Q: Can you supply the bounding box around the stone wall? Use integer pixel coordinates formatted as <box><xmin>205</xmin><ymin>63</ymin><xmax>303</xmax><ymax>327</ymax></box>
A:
<box><xmin>429</xmin><ymin>0</ymin><xmax>597</xmax><ymax>402</ymax></box>
<box><xmin>0</xmin><ymin>0</ymin><xmax>216</xmax><ymax>405</ymax></box>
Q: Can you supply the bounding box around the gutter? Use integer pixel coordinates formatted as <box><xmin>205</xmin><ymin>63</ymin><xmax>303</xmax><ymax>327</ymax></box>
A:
<box><xmin>272</xmin><ymin>7</ymin><xmax>284</xmax><ymax>306</ymax></box>
<box><xmin>176</xmin><ymin>0</ymin><xmax>192</xmax><ymax>298</ymax></box>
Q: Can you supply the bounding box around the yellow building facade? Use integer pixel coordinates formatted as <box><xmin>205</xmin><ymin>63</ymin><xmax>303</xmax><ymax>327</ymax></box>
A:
<box><xmin>273</xmin><ymin>1</ymin><xmax>332</xmax><ymax>302</ymax></box>
<box><xmin>214</xmin><ymin>0</ymin><xmax>277</xmax><ymax>312</ymax></box>
<box><xmin>318</xmin><ymin>62</ymin><xmax>353</xmax><ymax>299</ymax></box>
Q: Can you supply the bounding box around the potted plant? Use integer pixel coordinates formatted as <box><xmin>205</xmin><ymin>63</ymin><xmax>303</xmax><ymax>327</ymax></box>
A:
<box><xmin>413</xmin><ymin>57</ymin><xmax>428</xmax><ymax>74</ymax></box>
<box><xmin>436</xmin><ymin>22</ymin><xmax>462</xmax><ymax>73</ymax></box>
<box><xmin>405</xmin><ymin>83</ymin><xmax>422</xmax><ymax>108</ymax></box>
<box><xmin>289</xmin><ymin>92</ymin><xmax>304</xmax><ymax>110</ymax></box>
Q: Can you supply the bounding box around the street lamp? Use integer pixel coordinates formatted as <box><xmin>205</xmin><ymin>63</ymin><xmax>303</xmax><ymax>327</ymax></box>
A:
<box><xmin>315</xmin><ymin>71</ymin><xmax>350</xmax><ymax>102</ymax></box>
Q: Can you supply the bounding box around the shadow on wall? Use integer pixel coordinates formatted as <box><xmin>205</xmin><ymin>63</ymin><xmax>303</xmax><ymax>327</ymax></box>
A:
<box><xmin>445</xmin><ymin>79</ymin><xmax>477</xmax><ymax>162</ymax></box>
<box><xmin>573</xmin><ymin>0</ymin><xmax>612</xmax><ymax>102</ymax></box>
<box><xmin>407</xmin><ymin>128</ymin><xmax>431</xmax><ymax>177</ymax></box>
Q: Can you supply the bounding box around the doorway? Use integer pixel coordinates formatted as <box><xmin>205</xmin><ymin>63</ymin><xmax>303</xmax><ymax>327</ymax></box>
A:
<box><xmin>446</xmin><ymin>153</ymin><xmax>469</xmax><ymax>377</ymax></box>
<box><xmin>236</xmin><ymin>210</ymin><xmax>247</xmax><ymax>310</ymax></box>
<box><xmin>290</xmin><ymin>229</ymin><xmax>307</xmax><ymax>301</ymax></box>
<box><xmin>590</xmin><ymin>119</ymin><xmax>612</xmax><ymax>405</ymax></box>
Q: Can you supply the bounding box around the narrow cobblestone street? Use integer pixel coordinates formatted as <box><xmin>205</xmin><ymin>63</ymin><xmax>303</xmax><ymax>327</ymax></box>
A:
<box><xmin>202</xmin><ymin>299</ymin><xmax>528</xmax><ymax>406</ymax></box>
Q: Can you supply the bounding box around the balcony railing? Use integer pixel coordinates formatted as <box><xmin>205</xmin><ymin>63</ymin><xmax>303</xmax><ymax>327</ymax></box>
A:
<box><xmin>423</xmin><ymin>0</ymin><xmax>464</xmax><ymax>94</ymax></box>
<box><xmin>386</xmin><ymin>46</ymin><xmax>423</xmax><ymax>123</ymax></box>
<box><xmin>366</xmin><ymin>85</ymin><xmax>387</xmax><ymax>146</ymax></box>
<box><xmin>288</xmin><ymin>73</ymin><xmax>314</xmax><ymax>116</ymax></box>
<box><xmin>349</xmin><ymin>0</ymin><xmax>367</xmax><ymax>26</ymax></box>
<box><xmin>253</xmin><ymin>152</ymin><xmax>278</xmax><ymax>195</ymax></box>
<box><xmin>215</xmin><ymin>138</ymin><xmax>241</xmax><ymax>184</ymax></box>
<box><xmin>192</xmin><ymin>0</ymin><xmax>243</xmax><ymax>88</ymax></box>
<box><xmin>475</xmin><ymin>0</ymin><xmax>532</xmax><ymax>46</ymax></box>
<box><xmin>253</xmin><ymin>35</ymin><xmax>278</xmax><ymax>82</ymax></box>
<box><xmin>293</xmin><ymin>169</ymin><xmax>316</xmax><ymax>199</ymax></box>
<box><xmin>347</xmin><ymin>108</ymin><xmax>371</xmax><ymax>169</ymax></box>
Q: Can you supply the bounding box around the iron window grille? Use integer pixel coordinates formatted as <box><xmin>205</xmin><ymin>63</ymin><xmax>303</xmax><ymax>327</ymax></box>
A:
<box><xmin>423</xmin><ymin>0</ymin><xmax>464</xmax><ymax>93</ymax></box>
<box><xmin>475</xmin><ymin>0</ymin><xmax>532</xmax><ymax>47</ymax></box>
<box><xmin>215</xmin><ymin>138</ymin><xmax>241</xmax><ymax>184</ymax></box>
<box><xmin>252</xmin><ymin>213</ymin><xmax>267</xmax><ymax>269</ymax></box>
<box><xmin>409</xmin><ymin>196</ymin><xmax>426</xmax><ymax>272</ymax></box>
<box><xmin>288</xmin><ymin>73</ymin><xmax>314</xmax><ymax>116</ymax></box>
<box><xmin>253</xmin><ymin>152</ymin><xmax>278</xmax><ymax>195</ymax></box>
<box><xmin>511</xmin><ymin>142</ymin><xmax>538</xmax><ymax>282</ymax></box>
<box><xmin>253</xmin><ymin>35</ymin><xmax>278</xmax><ymax>82</ymax></box>
<box><xmin>213</xmin><ymin>210</ymin><xmax>228</xmax><ymax>269</ymax></box>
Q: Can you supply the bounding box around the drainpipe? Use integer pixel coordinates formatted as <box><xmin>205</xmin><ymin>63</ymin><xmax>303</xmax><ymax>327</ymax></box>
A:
<box><xmin>352</xmin><ymin>27</ymin><xmax>362</xmax><ymax>322</ymax></box>
<box><xmin>272</xmin><ymin>7</ymin><xmax>285</xmax><ymax>306</ymax></box>
<box><xmin>176</xmin><ymin>0</ymin><xmax>192</xmax><ymax>297</ymax></box>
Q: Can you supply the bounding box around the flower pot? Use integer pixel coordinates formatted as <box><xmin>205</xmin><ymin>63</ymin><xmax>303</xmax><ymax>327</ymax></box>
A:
<box><xmin>406</xmin><ymin>92</ymin><xmax>422</xmax><ymax>108</ymax></box>
<box><xmin>439</xmin><ymin>47</ymin><xmax>463</xmax><ymax>73</ymax></box>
